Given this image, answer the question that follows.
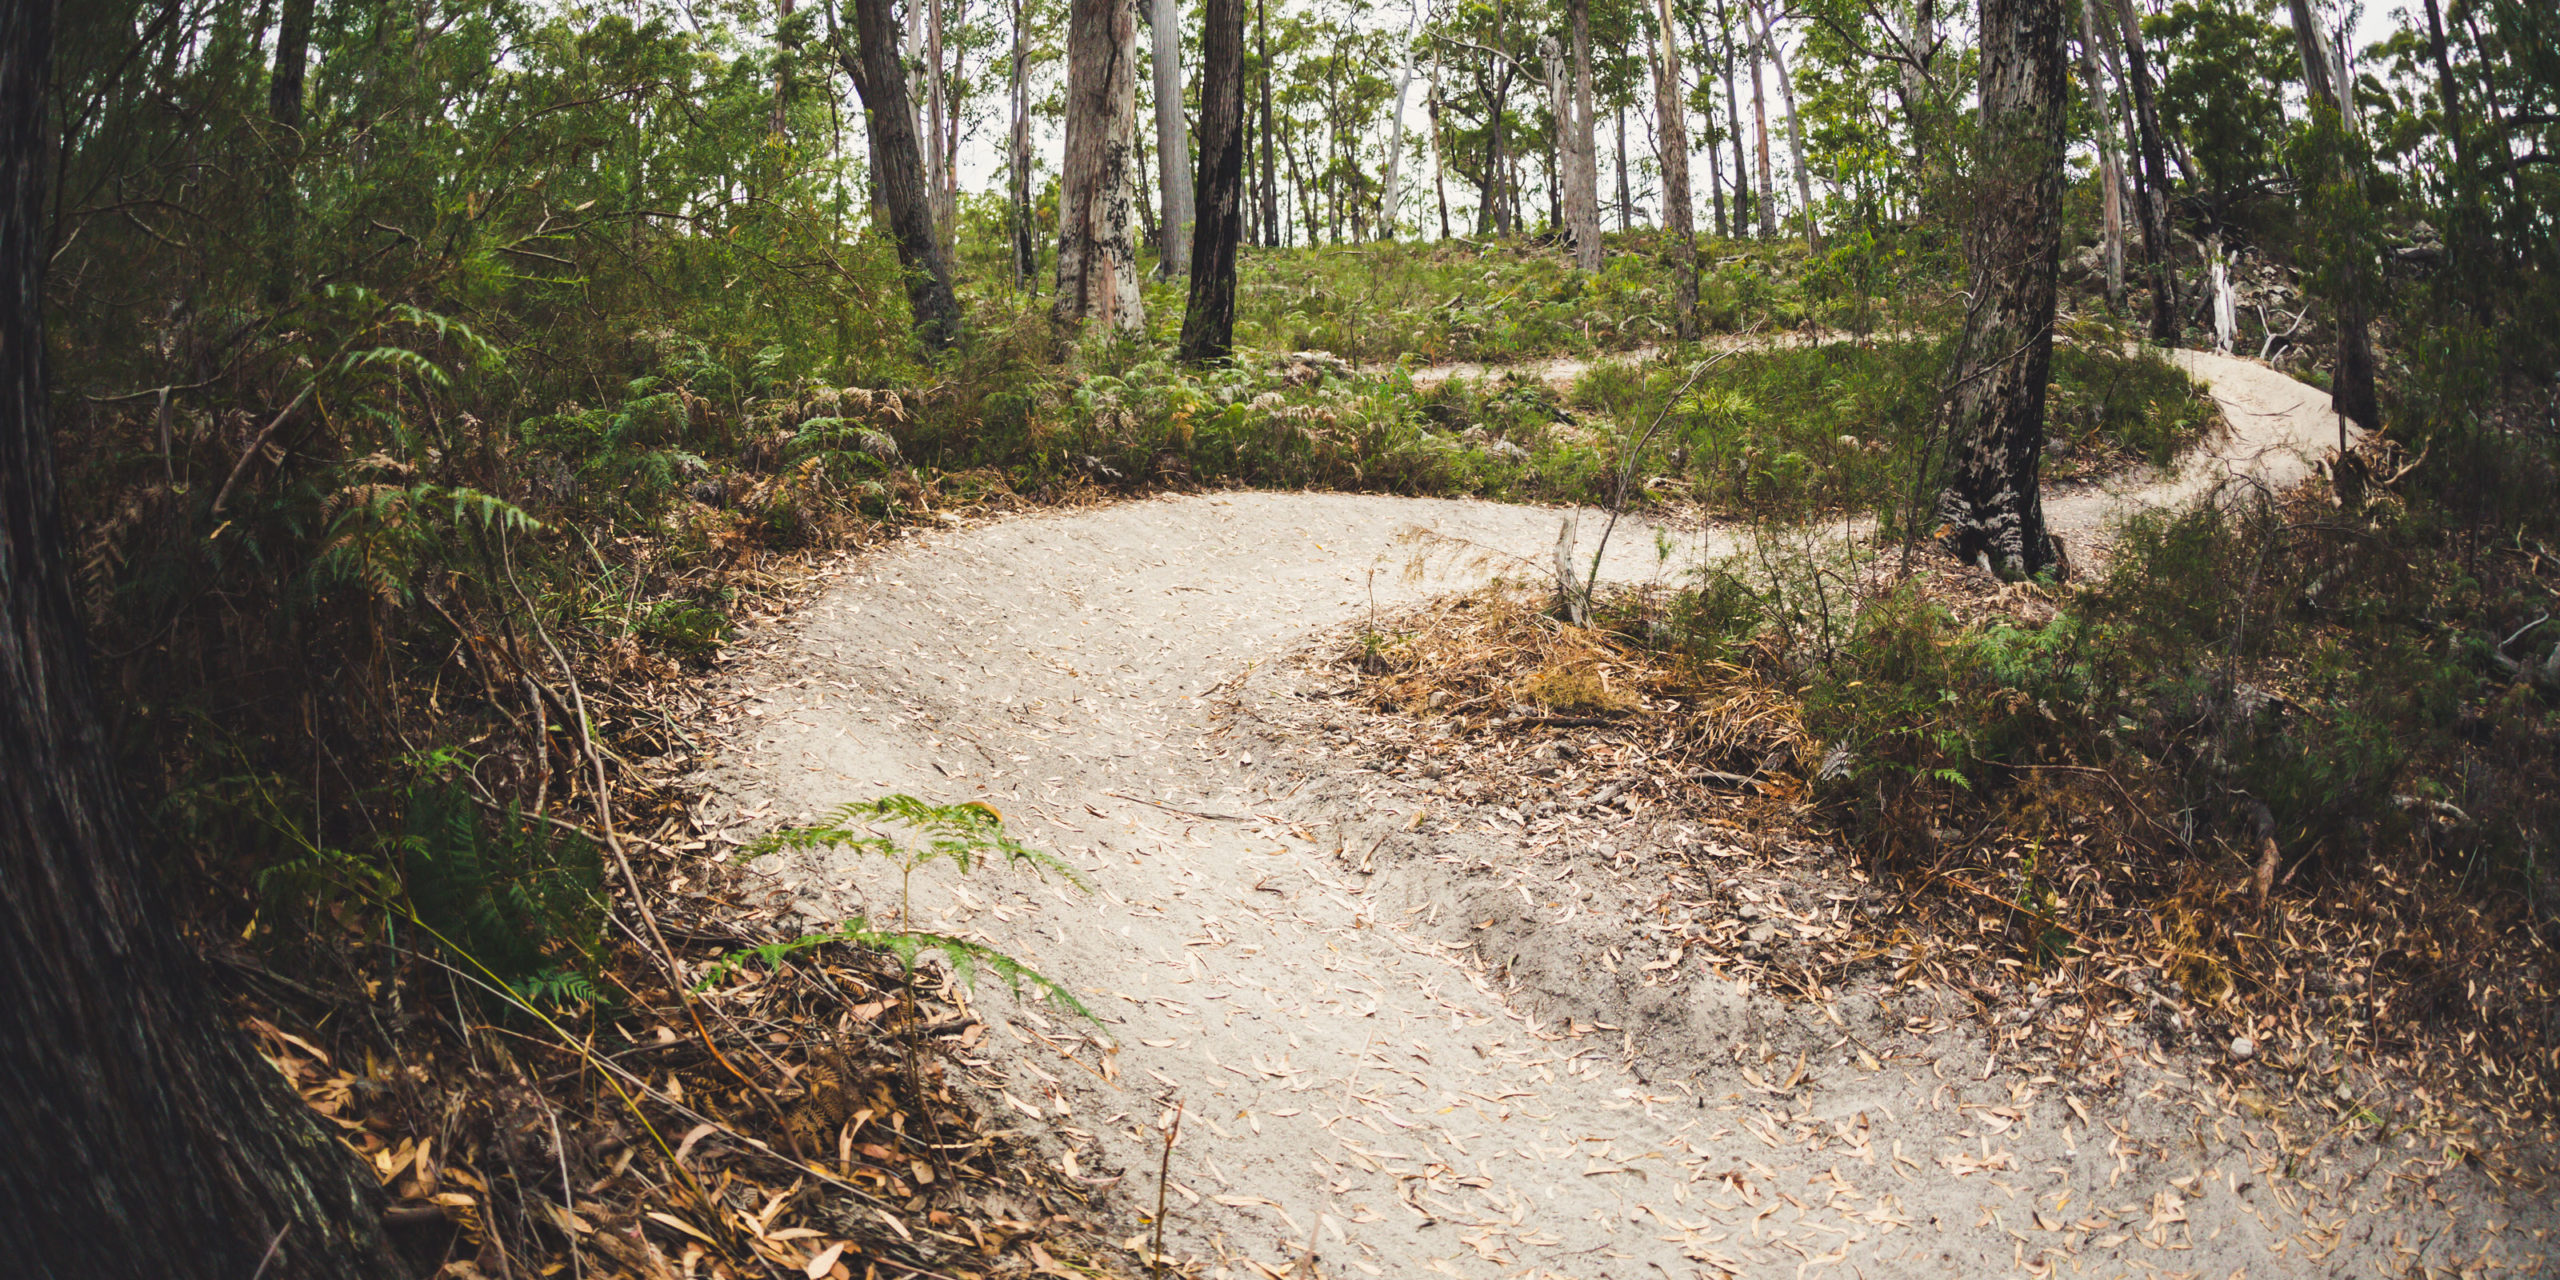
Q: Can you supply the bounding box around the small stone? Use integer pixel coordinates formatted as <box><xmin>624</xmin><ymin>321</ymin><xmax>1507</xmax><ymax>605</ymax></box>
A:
<box><xmin>1427</xmin><ymin>689</ymin><xmax>1453</xmax><ymax>709</ymax></box>
<box><xmin>2230</xmin><ymin>1036</ymin><xmax>2257</xmax><ymax>1061</ymax></box>
<box><xmin>1737</xmin><ymin>904</ymin><xmax>1763</xmax><ymax>921</ymax></box>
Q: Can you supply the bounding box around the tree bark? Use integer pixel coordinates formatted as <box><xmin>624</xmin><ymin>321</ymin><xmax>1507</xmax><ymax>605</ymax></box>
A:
<box><xmin>1182</xmin><ymin>0</ymin><xmax>1245</xmax><ymax>360</ymax></box>
<box><xmin>263</xmin><ymin>0</ymin><xmax>314</xmax><ymax>306</ymax></box>
<box><xmin>1614</xmin><ymin>100</ymin><xmax>1631</xmax><ymax>229</ymax></box>
<box><xmin>842</xmin><ymin>0</ymin><xmax>963</xmax><ymax>350</ymax></box>
<box><xmin>1651</xmin><ymin>0</ymin><xmax>1698</xmax><ymax>338</ymax></box>
<box><xmin>5</xmin><ymin>5</ymin><xmax>403</xmax><ymax>1276</ymax></box>
<box><xmin>927</xmin><ymin>0</ymin><xmax>956</xmax><ymax>247</ymax></box>
<box><xmin>1755</xmin><ymin>3</ymin><xmax>1818</xmax><ymax>253</ymax></box>
<box><xmin>1936</xmin><ymin>0</ymin><xmax>2067</xmax><ymax>579</ymax></box>
<box><xmin>1429</xmin><ymin>61</ymin><xmax>1454</xmax><ymax>239</ymax></box>
<box><xmin>1150</xmin><ymin>0</ymin><xmax>1193</xmax><ymax>275</ymax></box>
<box><xmin>1563</xmin><ymin>0</ymin><xmax>1602</xmax><ymax>267</ymax></box>
<box><xmin>1721</xmin><ymin>0</ymin><xmax>1751</xmax><ymax>235</ymax></box>
<box><xmin>1054</xmin><ymin>0</ymin><xmax>1147</xmax><ymax>330</ymax></box>
<box><xmin>1747</xmin><ymin>13</ymin><xmax>1774</xmax><ymax>238</ymax></box>
<box><xmin>2111</xmin><ymin>0</ymin><xmax>2177</xmax><ymax>343</ymax></box>
<box><xmin>2283</xmin><ymin>0</ymin><xmax>2378</xmax><ymax>432</ymax></box>
<box><xmin>1010</xmin><ymin>0</ymin><xmax>1039</xmax><ymax>288</ymax></box>
<box><xmin>2077</xmin><ymin>0</ymin><xmax>2124</xmax><ymax>312</ymax></box>
<box><xmin>1380</xmin><ymin>61</ymin><xmax>1415</xmax><ymax>239</ymax></box>
<box><xmin>1257</xmin><ymin>0</ymin><xmax>1277</xmax><ymax>246</ymax></box>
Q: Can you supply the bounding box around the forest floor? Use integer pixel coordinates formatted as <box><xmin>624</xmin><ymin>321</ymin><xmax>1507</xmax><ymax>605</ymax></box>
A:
<box><xmin>695</xmin><ymin>345</ymin><xmax>2552</xmax><ymax>1280</ymax></box>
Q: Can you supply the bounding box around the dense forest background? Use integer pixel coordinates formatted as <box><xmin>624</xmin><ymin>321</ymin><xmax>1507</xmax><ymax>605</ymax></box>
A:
<box><xmin>9</xmin><ymin>0</ymin><xmax>2559</xmax><ymax>1274</ymax></box>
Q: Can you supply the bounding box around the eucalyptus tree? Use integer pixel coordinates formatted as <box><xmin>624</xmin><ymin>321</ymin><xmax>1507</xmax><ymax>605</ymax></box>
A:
<box><xmin>1937</xmin><ymin>0</ymin><xmax>2069</xmax><ymax>579</ymax></box>
<box><xmin>4</xmin><ymin>3</ymin><xmax>403</xmax><ymax>1275</ymax></box>
<box><xmin>1429</xmin><ymin>0</ymin><xmax>1545</xmax><ymax>233</ymax></box>
<box><xmin>2284</xmin><ymin>0</ymin><xmax>2378</xmax><ymax>431</ymax></box>
<box><xmin>1562</xmin><ymin>0</ymin><xmax>1603</xmax><ymax>266</ymax></box>
<box><xmin>2077</xmin><ymin>0</ymin><xmax>2126</xmax><ymax>311</ymax></box>
<box><xmin>2112</xmin><ymin>0</ymin><xmax>2179</xmax><ymax>341</ymax></box>
<box><xmin>1149</xmin><ymin>0</ymin><xmax>1194</xmax><ymax>274</ymax></box>
<box><xmin>1752</xmin><ymin>0</ymin><xmax>1818</xmax><ymax>251</ymax></box>
<box><xmin>840</xmin><ymin>0</ymin><xmax>964</xmax><ymax>349</ymax></box>
<box><xmin>1650</xmin><ymin>0</ymin><xmax>1699</xmax><ymax>334</ymax></box>
<box><xmin>1055</xmin><ymin>0</ymin><xmax>1145</xmax><ymax>328</ymax></box>
<box><xmin>1184</xmin><ymin>0</ymin><xmax>1249</xmax><ymax>357</ymax></box>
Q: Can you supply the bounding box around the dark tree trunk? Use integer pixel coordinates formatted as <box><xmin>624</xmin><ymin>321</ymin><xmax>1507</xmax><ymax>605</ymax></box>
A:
<box><xmin>1054</xmin><ymin>0</ymin><xmax>1145</xmax><ymax>329</ymax></box>
<box><xmin>1182</xmin><ymin>0</ymin><xmax>1246</xmax><ymax>361</ymax></box>
<box><xmin>4</xmin><ymin>4</ymin><xmax>401</xmax><ymax>1276</ymax></box>
<box><xmin>1010</xmin><ymin>0</ymin><xmax>1038</xmax><ymax>288</ymax></box>
<box><xmin>1651</xmin><ymin>0</ymin><xmax>1698</xmax><ymax>337</ymax></box>
<box><xmin>1614</xmin><ymin>101</ymin><xmax>1631</xmax><ymax>230</ymax></box>
<box><xmin>263</xmin><ymin>0</ymin><xmax>313</xmax><ymax>306</ymax></box>
<box><xmin>2112</xmin><ymin>0</ymin><xmax>2177</xmax><ymax>343</ymax></box>
<box><xmin>2284</xmin><ymin>0</ymin><xmax>2378</xmax><ymax>433</ymax></box>
<box><xmin>1936</xmin><ymin>0</ymin><xmax>2067</xmax><ymax>579</ymax></box>
<box><xmin>841</xmin><ymin>0</ymin><xmax>962</xmax><ymax>350</ymax></box>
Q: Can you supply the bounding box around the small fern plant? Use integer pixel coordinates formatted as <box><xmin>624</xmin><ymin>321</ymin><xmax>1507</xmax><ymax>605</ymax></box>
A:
<box><xmin>723</xmin><ymin>796</ymin><xmax>1094</xmax><ymax>1021</ymax></box>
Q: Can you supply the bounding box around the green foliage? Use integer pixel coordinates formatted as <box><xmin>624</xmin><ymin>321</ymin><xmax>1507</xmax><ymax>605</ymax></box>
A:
<box><xmin>748</xmin><ymin>793</ymin><xmax>1087</xmax><ymax>889</ymax></box>
<box><xmin>2146</xmin><ymin>0</ymin><xmax>2299</xmax><ymax>208</ymax></box>
<box><xmin>401</xmin><ymin>781</ymin><xmax>606</xmax><ymax>1010</ymax></box>
<box><xmin>736</xmin><ymin>795</ymin><xmax>1091</xmax><ymax>1017</ymax></box>
<box><xmin>696</xmin><ymin>919</ymin><xmax>1094</xmax><ymax>1021</ymax></box>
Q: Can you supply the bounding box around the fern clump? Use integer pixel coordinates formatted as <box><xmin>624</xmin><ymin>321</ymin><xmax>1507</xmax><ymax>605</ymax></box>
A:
<box><xmin>730</xmin><ymin>795</ymin><xmax>1092</xmax><ymax>1020</ymax></box>
<box><xmin>401</xmin><ymin>781</ymin><xmax>605</xmax><ymax>1010</ymax></box>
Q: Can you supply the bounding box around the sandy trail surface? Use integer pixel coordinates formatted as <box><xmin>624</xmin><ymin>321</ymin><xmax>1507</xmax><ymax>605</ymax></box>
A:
<box><xmin>703</xmin><ymin>350</ymin><xmax>2544</xmax><ymax>1278</ymax></box>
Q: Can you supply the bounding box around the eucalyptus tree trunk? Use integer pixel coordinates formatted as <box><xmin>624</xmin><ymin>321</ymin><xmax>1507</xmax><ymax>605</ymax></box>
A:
<box><xmin>1937</xmin><ymin>0</ymin><xmax>2067</xmax><ymax>579</ymax></box>
<box><xmin>1721</xmin><ymin>0</ymin><xmax>1752</xmax><ymax>234</ymax></box>
<box><xmin>1257</xmin><ymin>0</ymin><xmax>1278</xmax><ymax>246</ymax></box>
<box><xmin>1747</xmin><ymin>18</ymin><xmax>1774</xmax><ymax>238</ymax></box>
<box><xmin>2283</xmin><ymin>0</ymin><xmax>2378</xmax><ymax>432</ymax></box>
<box><xmin>263</xmin><ymin>0</ymin><xmax>314</xmax><ymax>306</ymax></box>
<box><xmin>1009</xmin><ymin>0</ymin><xmax>1038</xmax><ymax>287</ymax></box>
<box><xmin>1380</xmin><ymin>62</ymin><xmax>1415</xmax><ymax>239</ymax></box>
<box><xmin>1755</xmin><ymin>3</ymin><xmax>1818</xmax><ymax>253</ymax></box>
<box><xmin>843</xmin><ymin>0</ymin><xmax>962</xmax><ymax>349</ymax></box>
<box><xmin>1563</xmin><ymin>0</ymin><xmax>1603</xmax><ymax>268</ymax></box>
<box><xmin>2111</xmin><ymin>0</ymin><xmax>2178</xmax><ymax>343</ymax></box>
<box><xmin>1055</xmin><ymin>0</ymin><xmax>1146</xmax><ymax>329</ymax></box>
<box><xmin>1150</xmin><ymin>0</ymin><xmax>1193</xmax><ymax>275</ymax></box>
<box><xmin>1182</xmin><ymin>0</ymin><xmax>1247</xmax><ymax>360</ymax></box>
<box><xmin>5</xmin><ymin>5</ymin><xmax>403</xmax><ymax>1276</ymax></box>
<box><xmin>1429</xmin><ymin>62</ymin><xmax>1454</xmax><ymax>239</ymax></box>
<box><xmin>2077</xmin><ymin>0</ymin><xmax>2124</xmax><ymax>311</ymax></box>
<box><xmin>1650</xmin><ymin>0</ymin><xmax>1698</xmax><ymax>337</ymax></box>
<box><xmin>927</xmin><ymin>0</ymin><xmax>955</xmax><ymax>246</ymax></box>
<box><xmin>1613</xmin><ymin>102</ymin><xmax>1630</xmax><ymax>229</ymax></box>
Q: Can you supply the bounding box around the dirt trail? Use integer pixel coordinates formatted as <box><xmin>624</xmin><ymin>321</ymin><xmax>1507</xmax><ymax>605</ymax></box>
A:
<box><xmin>703</xmin><ymin>351</ymin><xmax>2542</xmax><ymax>1279</ymax></box>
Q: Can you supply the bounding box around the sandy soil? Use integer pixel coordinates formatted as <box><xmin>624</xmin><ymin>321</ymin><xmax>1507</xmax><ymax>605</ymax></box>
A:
<box><xmin>698</xmin><ymin>350</ymin><xmax>2545</xmax><ymax>1279</ymax></box>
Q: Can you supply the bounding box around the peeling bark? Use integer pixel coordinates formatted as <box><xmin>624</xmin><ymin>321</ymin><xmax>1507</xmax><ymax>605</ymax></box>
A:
<box><xmin>1650</xmin><ymin>0</ymin><xmax>1698</xmax><ymax>338</ymax></box>
<box><xmin>1055</xmin><ymin>0</ymin><xmax>1146</xmax><ymax>331</ymax></box>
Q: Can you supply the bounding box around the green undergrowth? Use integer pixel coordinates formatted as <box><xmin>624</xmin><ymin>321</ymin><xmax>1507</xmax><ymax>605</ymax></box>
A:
<box><xmin>1632</xmin><ymin>387</ymin><xmax>2560</xmax><ymax>1107</ymax></box>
